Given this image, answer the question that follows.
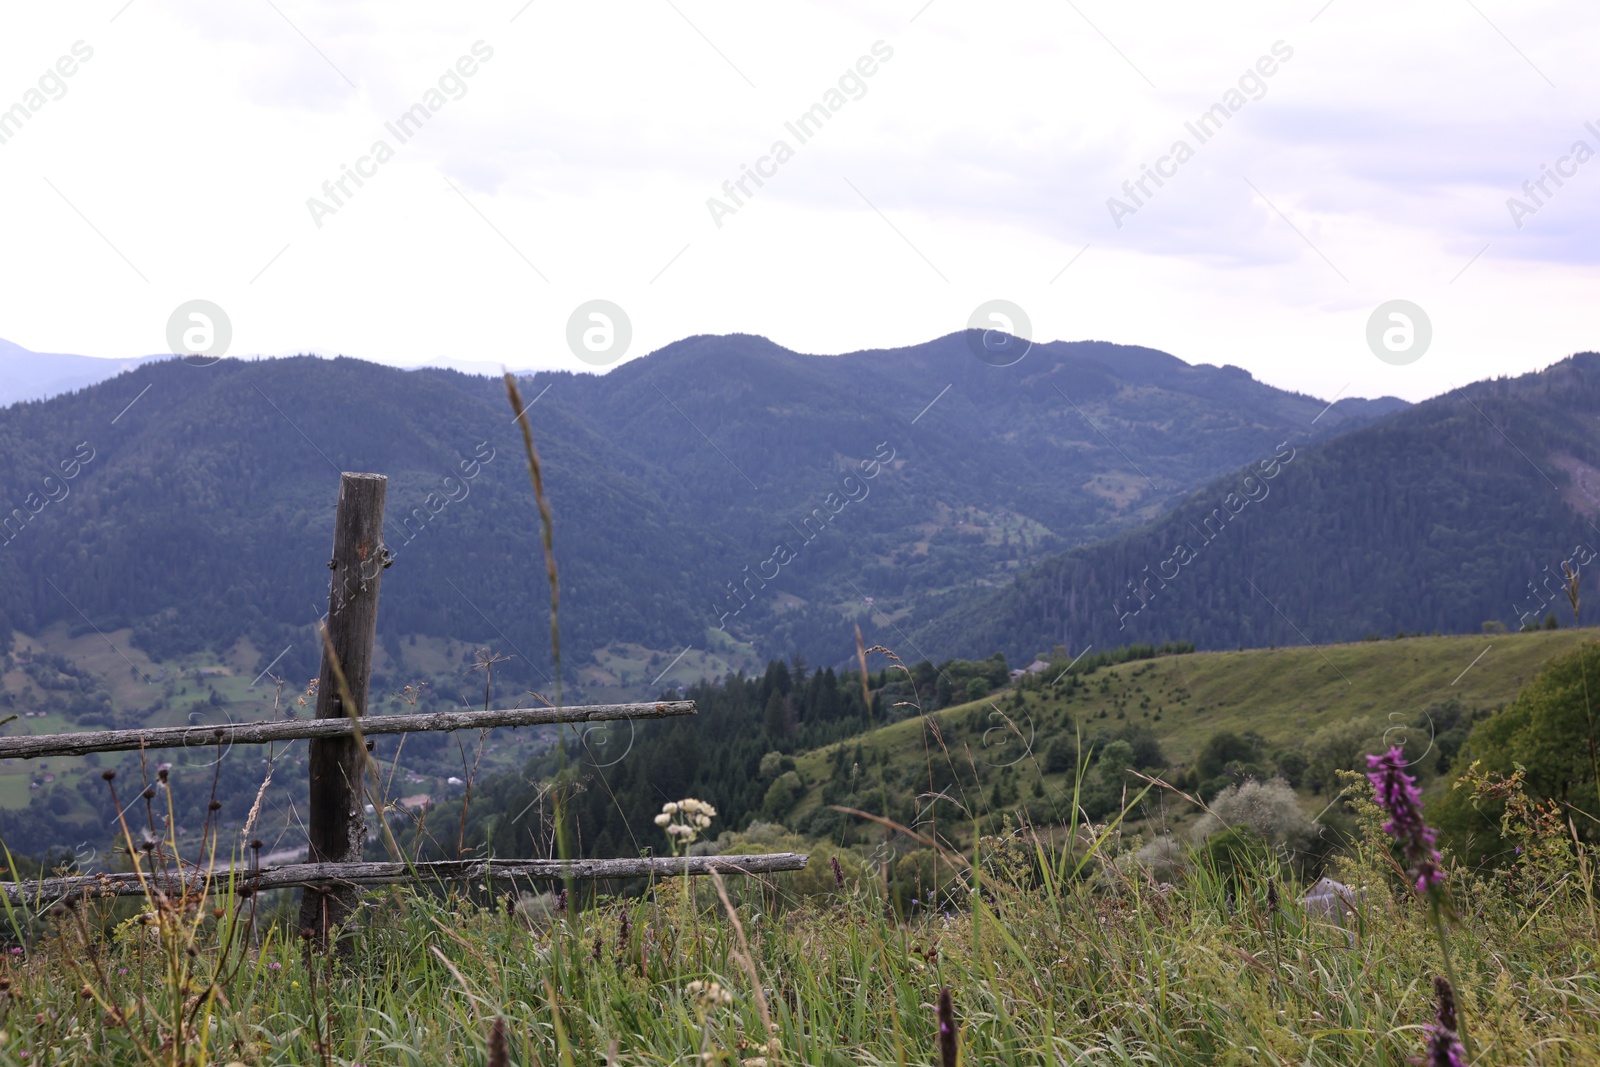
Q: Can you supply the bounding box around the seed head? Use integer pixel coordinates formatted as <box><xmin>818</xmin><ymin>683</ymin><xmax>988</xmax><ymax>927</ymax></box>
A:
<box><xmin>488</xmin><ymin>1016</ymin><xmax>509</xmax><ymax>1067</ymax></box>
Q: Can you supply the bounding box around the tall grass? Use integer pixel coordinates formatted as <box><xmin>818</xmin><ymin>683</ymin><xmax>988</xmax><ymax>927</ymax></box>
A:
<box><xmin>1</xmin><ymin>774</ymin><xmax>1598</xmax><ymax>1065</ymax></box>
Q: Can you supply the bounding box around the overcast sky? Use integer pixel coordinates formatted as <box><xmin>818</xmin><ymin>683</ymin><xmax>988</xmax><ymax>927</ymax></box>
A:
<box><xmin>0</xmin><ymin>0</ymin><xmax>1594</xmax><ymax>401</ymax></box>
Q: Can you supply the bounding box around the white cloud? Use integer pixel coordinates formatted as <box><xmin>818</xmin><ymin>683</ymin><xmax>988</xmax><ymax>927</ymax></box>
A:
<box><xmin>0</xmin><ymin>0</ymin><xmax>1594</xmax><ymax>402</ymax></box>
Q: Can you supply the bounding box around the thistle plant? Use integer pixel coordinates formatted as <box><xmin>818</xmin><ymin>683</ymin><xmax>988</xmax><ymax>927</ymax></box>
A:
<box><xmin>1366</xmin><ymin>745</ymin><xmax>1472</xmax><ymax>1060</ymax></box>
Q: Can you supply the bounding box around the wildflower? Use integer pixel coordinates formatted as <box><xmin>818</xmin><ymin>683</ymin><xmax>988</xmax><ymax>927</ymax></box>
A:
<box><xmin>685</xmin><ymin>979</ymin><xmax>733</xmax><ymax>1010</ymax></box>
<box><xmin>1366</xmin><ymin>746</ymin><xmax>1444</xmax><ymax>895</ymax></box>
<box><xmin>830</xmin><ymin>855</ymin><xmax>845</xmax><ymax>891</ymax></box>
<box><xmin>936</xmin><ymin>988</ymin><xmax>958</xmax><ymax>1067</ymax></box>
<box><xmin>1423</xmin><ymin>976</ymin><xmax>1466</xmax><ymax>1066</ymax></box>
<box><xmin>269</xmin><ymin>962</ymin><xmax>282</xmax><ymax>972</ymax></box>
<box><xmin>658</xmin><ymin>798</ymin><xmax>717</xmax><ymax>849</ymax></box>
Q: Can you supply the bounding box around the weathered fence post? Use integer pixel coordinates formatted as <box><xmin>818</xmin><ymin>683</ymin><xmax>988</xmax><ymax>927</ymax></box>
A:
<box><xmin>297</xmin><ymin>473</ymin><xmax>388</xmax><ymax>944</ymax></box>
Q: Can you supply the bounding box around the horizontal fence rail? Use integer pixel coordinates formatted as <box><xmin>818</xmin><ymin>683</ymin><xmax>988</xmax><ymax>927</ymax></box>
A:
<box><xmin>0</xmin><ymin>701</ymin><xmax>696</xmax><ymax>761</ymax></box>
<box><xmin>1</xmin><ymin>852</ymin><xmax>810</xmax><ymax>904</ymax></box>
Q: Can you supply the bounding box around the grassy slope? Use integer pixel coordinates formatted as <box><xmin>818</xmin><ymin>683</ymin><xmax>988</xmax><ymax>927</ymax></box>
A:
<box><xmin>4</xmin><ymin>822</ymin><xmax>1598</xmax><ymax>1064</ymax></box>
<box><xmin>788</xmin><ymin>626</ymin><xmax>1593</xmax><ymax>826</ymax></box>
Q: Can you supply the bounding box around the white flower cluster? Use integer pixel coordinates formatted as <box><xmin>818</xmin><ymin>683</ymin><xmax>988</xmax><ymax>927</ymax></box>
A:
<box><xmin>685</xmin><ymin>979</ymin><xmax>733</xmax><ymax>1009</ymax></box>
<box><xmin>653</xmin><ymin>797</ymin><xmax>717</xmax><ymax>844</ymax></box>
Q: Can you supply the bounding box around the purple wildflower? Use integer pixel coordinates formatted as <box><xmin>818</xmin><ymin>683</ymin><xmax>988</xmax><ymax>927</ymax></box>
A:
<box><xmin>830</xmin><ymin>855</ymin><xmax>845</xmax><ymax>891</ymax></box>
<box><xmin>1366</xmin><ymin>746</ymin><xmax>1445</xmax><ymax>894</ymax></box>
<box><xmin>936</xmin><ymin>988</ymin><xmax>958</xmax><ymax>1067</ymax></box>
<box><xmin>1424</xmin><ymin>976</ymin><xmax>1466</xmax><ymax>1066</ymax></box>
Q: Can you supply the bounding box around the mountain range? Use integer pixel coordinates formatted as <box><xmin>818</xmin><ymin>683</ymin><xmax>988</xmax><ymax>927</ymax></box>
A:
<box><xmin>0</xmin><ymin>339</ymin><xmax>162</xmax><ymax>407</ymax></box>
<box><xmin>0</xmin><ymin>332</ymin><xmax>1404</xmax><ymax>690</ymax></box>
<box><xmin>918</xmin><ymin>353</ymin><xmax>1600</xmax><ymax>662</ymax></box>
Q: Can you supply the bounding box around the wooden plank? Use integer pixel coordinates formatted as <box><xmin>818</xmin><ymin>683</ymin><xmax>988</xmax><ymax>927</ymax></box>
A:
<box><xmin>1</xmin><ymin>853</ymin><xmax>811</xmax><ymax>903</ymax></box>
<box><xmin>0</xmin><ymin>701</ymin><xmax>696</xmax><ymax>760</ymax></box>
<box><xmin>299</xmin><ymin>472</ymin><xmax>389</xmax><ymax>941</ymax></box>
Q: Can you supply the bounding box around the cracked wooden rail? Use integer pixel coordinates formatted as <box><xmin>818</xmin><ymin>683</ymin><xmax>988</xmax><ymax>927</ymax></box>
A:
<box><xmin>0</xmin><ymin>701</ymin><xmax>696</xmax><ymax>761</ymax></box>
<box><xmin>1</xmin><ymin>853</ymin><xmax>811</xmax><ymax>905</ymax></box>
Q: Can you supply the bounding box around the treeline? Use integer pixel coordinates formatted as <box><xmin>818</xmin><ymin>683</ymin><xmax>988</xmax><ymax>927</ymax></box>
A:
<box><xmin>427</xmin><ymin>650</ymin><xmax>1036</xmax><ymax>862</ymax></box>
<box><xmin>436</xmin><ymin>659</ymin><xmax>880</xmax><ymax>862</ymax></box>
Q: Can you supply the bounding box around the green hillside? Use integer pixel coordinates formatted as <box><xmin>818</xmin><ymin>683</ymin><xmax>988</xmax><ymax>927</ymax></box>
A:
<box><xmin>783</xmin><ymin>626</ymin><xmax>1593</xmax><ymax>838</ymax></box>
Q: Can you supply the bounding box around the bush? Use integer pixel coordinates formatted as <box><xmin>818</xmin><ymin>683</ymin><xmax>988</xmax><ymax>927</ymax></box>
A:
<box><xmin>1044</xmin><ymin>736</ymin><xmax>1079</xmax><ymax>774</ymax></box>
<box><xmin>1115</xmin><ymin>723</ymin><xmax>1166</xmax><ymax>769</ymax></box>
<box><xmin>1117</xmin><ymin>835</ymin><xmax>1187</xmax><ymax>883</ymax></box>
<box><xmin>1196</xmin><ymin>732</ymin><xmax>1261</xmax><ymax>781</ymax></box>
<box><xmin>762</xmin><ymin>771</ymin><xmax>804</xmax><ymax>820</ymax></box>
<box><xmin>1197</xmin><ymin>825</ymin><xmax>1273</xmax><ymax>885</ymax></box>
<box><xmin>1195</xmin><ymin>777</ymin><xmax>1319</xmax><ymax>855</ymax></box>
<box><xmin>1435</xmin><ymin>643</ymin><xmax>1600</xmax><ymax>858</ymax></box>
<box><xmin>1303</xmin><ymin>718</ymin><xmax>1379</xmax><ymax>793</ymax></box>
<box><xmin>1274</xmin><ymin>750</ymin><xmax>1309</xmax><ymax>788</ymax></box>
<box><xmin>759</xmin><ymin>751</ymin><xmax>796</xmax><ymax>780</ymax></box>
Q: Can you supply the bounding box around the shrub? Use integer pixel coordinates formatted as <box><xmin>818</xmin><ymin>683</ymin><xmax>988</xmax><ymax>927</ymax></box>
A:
<box><xmin>1196</xmin><ymin>731</ymin><xmax>1261</xmax><ymax>781</ymax></box>
<box><xmin>1304</xmin><ymin>717</ymin><xmax>1380</xmax><ymax>793</ymax></box>
<box><xmin>1196</xmin><ymin>777</ymin><xmax>1319</xmax><ymax>854</ymax></box>
<box><xmin>762</xmin><ymin>771</ymin><xmax>804</xmax><ymax>820</ymax></box>
<box><xmin>1044</xmin><ymin>736</ymin><xmax>1079</xmax><ymax>774</ymax></box>
<box><xmin>1274</xmin><ymin>750</ymin><xmax>1309</xmax><ymax>788</ymax></box>
<box><xmin>759</xmin><ymin>751</ymin><xmax>795</xmax><ymax>780</ymax></box>
<box><xmin>1118</xmin><ymin>834</ymin><xmax>1187</xmax><ymax>883</ymax></box>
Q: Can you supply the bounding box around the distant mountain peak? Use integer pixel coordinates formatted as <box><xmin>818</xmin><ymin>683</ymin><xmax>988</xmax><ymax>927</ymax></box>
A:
<box><xmin>0</xmin><ymin>339</ymin><xmax>163</xmax><ymax>408</ymax></box>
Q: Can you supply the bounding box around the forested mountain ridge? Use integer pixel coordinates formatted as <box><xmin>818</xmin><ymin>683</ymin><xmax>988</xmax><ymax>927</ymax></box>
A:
<box><xmin>0</xmin><ymin>333</ymin><xmax>1391</xmax><ymax>688</ymax></box>
<box><xmin>916</xmin><ymin>353</ymin><xmax>1600</xmax><ymax>662</ymax></box>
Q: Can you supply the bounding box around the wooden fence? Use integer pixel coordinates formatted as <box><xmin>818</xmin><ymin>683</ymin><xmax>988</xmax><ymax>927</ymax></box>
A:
<box><xmin>0</xmin><ymin>473</ymin><xmax>807</xmax><ymax>934</ymax></box>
